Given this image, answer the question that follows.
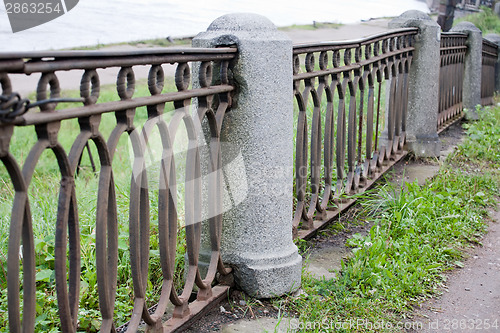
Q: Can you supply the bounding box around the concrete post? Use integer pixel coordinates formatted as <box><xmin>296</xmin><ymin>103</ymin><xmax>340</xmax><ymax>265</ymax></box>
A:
<box><xmin>192</xmin><ymin>13</ymin><xmax>302</xmax><ymax>298</ymax></box>
<box><xmin>495</xmin><ymin>3</ymin><xmax>500</xmax><ymax>17</ymax></box>
<box><xmin>437</xmin><ymin>0</ymin><xmax>456</xmax><ymax>32</ymax></box>
<box><xmin>485</xmin><ymin>33</ymin><xmax>500</xmax><ymax>93</ymax></box>
<box><xmin>451</xmin><ymin>22</ymin><xmax>482</xmax><ymax>119</ymax></box>
<box><xmin>389</xmin><ymin>11</ymin><xmax>441</xmax><ymax>157</ymax></box>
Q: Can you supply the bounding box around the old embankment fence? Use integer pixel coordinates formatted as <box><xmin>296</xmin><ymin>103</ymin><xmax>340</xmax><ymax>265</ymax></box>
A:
<box><xmin>0</xmin><ymin>48</ymin><xmax>237</xmax><ymax>332</ymax></box>
<box><xmin>0</xmin><ymin>10</ymin><xmax>498</xmax><ymax>333</ymax></box>
<box><xmin>292</xmin><ymin>28</ymin><xmax>417</xmax><ymax>239</ymax></box>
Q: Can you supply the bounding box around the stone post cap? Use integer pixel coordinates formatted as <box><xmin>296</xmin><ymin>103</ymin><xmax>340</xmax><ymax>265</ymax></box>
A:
<box><xmin>389</xmin><ymin>10</ymin><xmax>439</xmax><ymax>28</ymax></box>
<box><xmin>195</xmin><ymin>13</ymin><xmax>290</xmax><ymax>43</ymax></box>
<box><xmin>450</xmin><ymin>21</ymin><xmax>482</xmax><ymax>33</ymax></box>
<box><xmin>485</xmin><ymin>33</ymin><xmax>500</xmax><ymax>44</ymax></box>
<box><xmin>207</xmin><ymin>13</ymin><xmax>277</xmax><ymax>32</ymax></box>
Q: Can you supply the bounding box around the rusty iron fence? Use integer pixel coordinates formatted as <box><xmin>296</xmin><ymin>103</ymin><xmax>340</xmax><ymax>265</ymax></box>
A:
<box><xmin>1</xmin><ymin>24</ymin><xmax>500</xmax><ymax>333</ymax></box>
<box><xmin>481</xmin><ymin>39</ymin><xmax>498</xmax><ymax>106</ymax></box>
<box><xmin>438</xmin><ymin>32</ymin><xmax>467</xmax><ymax>132</ymax></box>
<box><xmin>0</xmin><ymin>48</ymin><xmax>236</xmax><ymax>332</ymax></box>
<box><xmin>292</xmin><ymin>28</ymin><xmax>417</xmax><ymax>239</ymax></box>
<box><xmin>438</xmin><ymin>34</ymin><xmax>498</xmax><ymax>132</ymax></box>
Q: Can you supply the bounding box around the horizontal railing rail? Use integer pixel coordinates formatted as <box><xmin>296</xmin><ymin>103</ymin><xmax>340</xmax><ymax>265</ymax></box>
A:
<box><xmin>292</xmin><ymin>28</ymin><xmax>417</xmax><ymax>239</ymax></box>
<box><xmin>0</xmin><ymin>47</ymin><xmax>236</xmax><ymax>332</ymax></box>
<box><xmin>438</xmin><ymin>32</ymin><xmax>467</xmax><ymax>132</ymax></box>
<box><xmin>481</xmin><ymin>38</ymin><xmax>498</xmax><ymax>106</ymax></box>
<box><xmin>2</xmin><ymin>12</ymin><xmax>500</xmax><ymax>332</ymax></box>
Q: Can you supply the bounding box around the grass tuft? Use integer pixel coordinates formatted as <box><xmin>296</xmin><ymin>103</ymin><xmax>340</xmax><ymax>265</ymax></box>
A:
<box><xmin>455</xmin><ymin>6</ymin><xmax>500</xmax><ymax>35</ymax></box>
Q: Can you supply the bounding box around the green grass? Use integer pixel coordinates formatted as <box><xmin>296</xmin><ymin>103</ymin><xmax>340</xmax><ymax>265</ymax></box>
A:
<box><xmin>455</xmin><ymin>6</ymin><xmax>500</xmax><ymax>34</ymax></box>
<box><xmin>131</xmin><ymin>37</ymin><xmax>193</xmax><ymax>47</ymax></box>
<box><xmin>287</xmin><ymin>104</ymin><xmax>500</xmax><ymax>332</ymax></box>
<box><xmin>451</xmin><ymin>105</ymin><xmax>500</xmax><ymax>168</ymax></box>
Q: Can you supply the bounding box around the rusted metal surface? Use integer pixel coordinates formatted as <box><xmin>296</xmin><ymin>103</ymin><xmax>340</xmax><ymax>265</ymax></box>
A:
<box><xmin>438</xmin><ymin>32</ymin><xmax>467</xmax><ymax>133</ymax></box>
<box><xmin>292</xmin><ymin>28</ymin><xmax>417</xmax><ymax>239</ymax></box>
<box><xmin>481</xmin><ymin>39</ymin><xmax>498</xmax><ymax>106</ymax></box>
<box><xmin>0</xmin><ymin>47</ymin><xmax>236</xmax><ymax>332</ymax></box>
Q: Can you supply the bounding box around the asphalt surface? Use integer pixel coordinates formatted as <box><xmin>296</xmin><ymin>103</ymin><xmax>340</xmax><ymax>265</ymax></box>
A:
<box><xmin>8</xmin><ymin>19</ymin><xmax>391</xmax><ymax>96</ymax></box>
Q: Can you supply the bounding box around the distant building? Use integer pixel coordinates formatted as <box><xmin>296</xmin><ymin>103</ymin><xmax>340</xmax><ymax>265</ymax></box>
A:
<box><xmin>457</xmin><ymin>0</ymin><xmax>493</xmax><ymax>9</ymax></box>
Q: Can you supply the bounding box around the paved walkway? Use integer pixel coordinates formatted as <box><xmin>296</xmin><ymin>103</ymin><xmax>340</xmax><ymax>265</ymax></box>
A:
<box><xmin>418</xmin><ymin>210</ymin><xmax>500</xmax><ymax>332</ymax></box>
<box><xmin>284</xmin><ymin>18</ymin><xmax>390</xmax><ymax>44</ymax></box>
<box><xmin>8</xmin><ymin>19</ymin><xmax>390</xmax><ymax>96</ymax></box>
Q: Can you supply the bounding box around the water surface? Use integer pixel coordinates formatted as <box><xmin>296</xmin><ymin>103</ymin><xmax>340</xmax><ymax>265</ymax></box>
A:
<box><xmin>0</xmin><ymin>0</ymin><xmax>429</xmax><ymax>51</ymax></box>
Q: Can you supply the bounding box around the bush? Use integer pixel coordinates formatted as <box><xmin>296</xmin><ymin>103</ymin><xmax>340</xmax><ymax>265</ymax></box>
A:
<box><xmin>455</xmin><ymin>7</ymin><xmax>500</xmax><ymax>34</ymax></box>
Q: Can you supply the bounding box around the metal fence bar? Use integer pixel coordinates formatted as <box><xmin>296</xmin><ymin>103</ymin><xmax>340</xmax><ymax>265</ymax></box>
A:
<box><xmin>481</xmin><ymin>39</ymin><xmax>498</xmax><ymax>106</ymax></box>
<box><xmin>1</xmin><ymin>17</ymin><xmax>498</xmax><ymax>332</ymax></box>
<box><xmin>438</xmin><ymin>32</ymin><xmax>467</xmax><ymax>132</ymax></box>
<box><xmin>0</xmin><ymin>47</ymin><xmax>236</xmax><ymax>332</ymax></box>
<box><xmin>292</xmin><ymin>28</ymin><xmax>417</xmax><ymax>239</ymax></box>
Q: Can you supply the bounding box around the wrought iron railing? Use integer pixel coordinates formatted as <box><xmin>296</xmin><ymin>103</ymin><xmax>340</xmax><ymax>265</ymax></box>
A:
<box><xmin>438</xmin><ymin>32</ymin><xmax>467</xmax><ymax>132</ymax></box>
<box><xmin>0</xmin><ymin>48</ymin><xmax>236</xmax><ymax>332</ymax></box>
<box><xmin>481</xmin><ymin>39</ymin><xmax>498</xmax><ymax>106</ymax></box>
<box><xmin>1</xmin><ymin>22</ymin><xmax>499</xmax><ymax>332</ymax></box>
<box><xmin>292</xmin><ymin>28</ymin><xmax>417</xmax><ymax>239</ymax></box>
